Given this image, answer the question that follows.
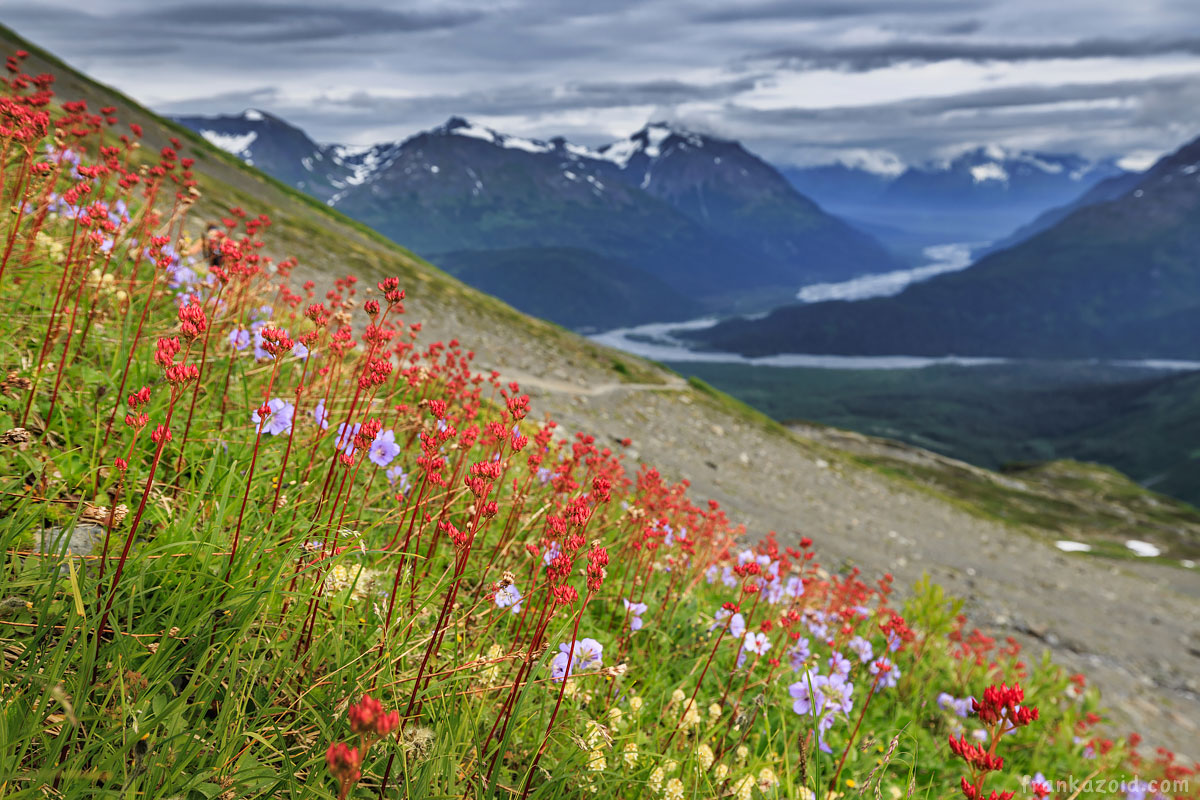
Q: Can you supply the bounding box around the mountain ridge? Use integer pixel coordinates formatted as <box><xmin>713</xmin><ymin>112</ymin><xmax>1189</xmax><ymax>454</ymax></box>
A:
<box><xmin>780</xmin><ymin>146</ymin><xmax>1131</xmax><ymax>249</ymax></box>
<box><xmin>175</xmin><ymin>111</ymin><xmax>903</xmax><ymax>328</ymax></box>
<box><xmin>689</xmin><ymin>131</ymin><xmax>1200</xmax><ymax>360</ymax></box>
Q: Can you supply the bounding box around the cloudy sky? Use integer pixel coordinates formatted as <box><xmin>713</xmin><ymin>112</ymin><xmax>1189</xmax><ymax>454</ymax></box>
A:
<box><xmin>7</xmin><ymin>0</ymin><xmax>1200</xmax><ymax>169</ymax></box>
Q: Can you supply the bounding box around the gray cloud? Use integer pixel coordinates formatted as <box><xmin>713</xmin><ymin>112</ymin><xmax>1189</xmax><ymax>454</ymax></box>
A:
<box><xmin>756</xmin><ymin>37</ymin><xmax>1200</xmax><ymax>71</ymax></box>
<box><xmin>693</xmin><ymin>0</ymin><xmax>981</xmax><ymax>24</ymax></box>
<box><xmin>140</xmin><ymin>3</ymin><xmax>485</xmax><ymax>42</ymax></box>
<box><xmin>6</xmin><ymin>0</ymin><xmax>1200</xmax><ymax>165</ymax></box>
<box><xmin>717</xmin><ymin>74</ymin><xmax>1200</xmax><ymax>164</ymax></box>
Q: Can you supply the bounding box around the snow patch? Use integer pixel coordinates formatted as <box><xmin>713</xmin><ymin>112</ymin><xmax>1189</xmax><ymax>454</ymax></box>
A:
<box><xmin>597</xmin><ymin>137</ymin><xmax>640</xmax><ymax>167</ymax></box>
<box><xmin>1116</xmin><ymin>150</ymin><xmax>1161</xmax><ymax>172</ymax></box>
<box><xmin>969</xmin><ymin>163</ymin><xmax>1008</xmax><ymax>183</ymax></box>
<box><xmin>1055</xmin><ymin>541</ymin><xmax>1092</xmax><ymax>553</ymax></box>
<box><xmin>242</xmin><ymin>109</ymin><xmax>264</xmax><ymax>121</ymax></box>
<box><xmin>1021</xmin><ymin>155</ymin><xmax>1063</xmax><ymax>174</ymax></box>
<box><xmin>200</xmin><ymin>130</ymin><xmax>257</xmax><ymax>157</ymax></box>
<box><xmin>1125</xmin><ymin>540</ymin><xmax>1161</xmax><ymax>558</ymax></box>
<box><xmin>444</xmin><ymin>119</ymin><xmax>553</xmax><ymax>154</ymax></box>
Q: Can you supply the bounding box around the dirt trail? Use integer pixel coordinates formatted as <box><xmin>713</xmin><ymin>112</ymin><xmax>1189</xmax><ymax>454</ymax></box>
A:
<box><xmin>410</xmin><ymin>300</ymin><xmax>1200</xmax><ymax>759</ymax></box>
<box><xmin>499</xmin><ymin>370</ymin><xmax>687</xmax><ymax>397</ymax></box>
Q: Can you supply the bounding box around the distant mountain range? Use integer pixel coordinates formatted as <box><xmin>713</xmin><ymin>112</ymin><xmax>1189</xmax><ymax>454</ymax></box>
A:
<box><xmin>177</xmin><ymin>111</ymin><xmax>901</xmax><ymax>331</ymax></box>
<box><xmin>687</xmin><ymin>133</ymin><xmax>1200</xmax><ymax>360</ymax></box>
<box><xmin>780</xmin><ymin>146</ymin><xmax>1130</xmax><ymax>253</ymax></box>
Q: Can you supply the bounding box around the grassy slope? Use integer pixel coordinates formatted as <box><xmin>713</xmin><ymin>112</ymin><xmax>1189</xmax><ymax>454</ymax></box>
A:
<box><xmin>9</xmin><ymin>23</ymin><xmax>1196</xmax><ymax>570</ymax></box>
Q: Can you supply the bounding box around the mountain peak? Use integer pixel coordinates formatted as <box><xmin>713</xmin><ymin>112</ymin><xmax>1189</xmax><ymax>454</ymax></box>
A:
<box><xmin>431</xmin><ymin>116</ymin><xmax>563</xmax><ymax>156</ymax></box>
<box><xmin>597</xmin><ymin>121</ymin><xmax>720</xmax><ymax>167</ymax></box>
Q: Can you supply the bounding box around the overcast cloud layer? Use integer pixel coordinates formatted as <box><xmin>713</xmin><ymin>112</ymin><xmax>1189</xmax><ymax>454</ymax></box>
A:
<box><xmin>6</xmin><ymin>0</ymin><xmax>1200</xmax><ymax>167</ymax></box>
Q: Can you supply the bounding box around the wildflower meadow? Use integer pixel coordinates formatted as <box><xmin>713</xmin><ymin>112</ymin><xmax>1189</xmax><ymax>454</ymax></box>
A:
<box><xmin>0</xmin><ymin>50</ymin><xmax>1195</xmax><ymax>800</ymax></box>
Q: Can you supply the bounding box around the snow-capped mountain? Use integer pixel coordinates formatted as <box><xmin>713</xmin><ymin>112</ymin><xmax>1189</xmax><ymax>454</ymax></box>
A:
<box><xmin>175</xmin><ymin>113</ymin><xmax>901</xmax><ymax>329</ymax></box>
<box><xmin>781</xmin><ymin>145</ymin><xmax>1129</xmax><ymax>249</ymax></box>
<box><xmin>688</xmin><ymin>131</ymin><xmax>1200</xmax><ymax>361</ymax></box>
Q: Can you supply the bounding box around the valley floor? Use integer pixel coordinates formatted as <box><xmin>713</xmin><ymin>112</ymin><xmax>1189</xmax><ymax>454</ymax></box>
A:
<box><xmin>363</xmin><ymin>275</ymin><xmax>1200</xmax><ymax>760</ymax></box>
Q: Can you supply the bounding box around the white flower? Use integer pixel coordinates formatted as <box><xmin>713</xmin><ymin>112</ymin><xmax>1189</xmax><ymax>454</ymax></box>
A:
<box><xmin>587</xmin><ymin>749</ymin><xmax>606</xmax><ymax>772</ymax></box>
<box><xmin>736</xmin><ymin>745</ymin><xmax>749</xmax><ymax>762</ymax></box>
<box><xmin>758</xmin><ymin>766</ymin><xmax>779</xmax><ymax>790</ymax></box>
<box><xmin>744</xmin><ymin>631</ymin><xmax>772</xmax><ymax>655</ymax></box>
<box><xmin>671</xmin><ymin>688</ymin><xmax>686</xmax><ymax>704</ymax></box>
<box><xmin>649</xmin><ymin>766</ymin><xmax>665</xmax><ymax>793</ymax></box>
<box><xmin>623</xmin><ymin>742</ymin><xmax>638</xmax><ymax>768</ymax></box>
<box><xmin>665</xmin><ymin>777</ymin><xmax>685</xmax><ymax>800</ymax></box>
<box><xmin>714</xmin><ymin>763</ymin><xmax>729</xmax><ymax>781</ymax></box>
<box><xmin>697</xmin><ymin>743</ymin><xmax>714</xmax><ymax>770</ymax></box>
<box><xmin>734</xmin><ymin>775</ymin><xmax>756</xmax><ymax>800</ymax></box>
<box><xmin>629</xmin><ymin>695</ymin><xmax>644</xmax><ymax>714</ymax></box>
<box><xmin>708</xmin><ymin>703</ymin><xmax>722</xmax><ymax>719</ymax></box>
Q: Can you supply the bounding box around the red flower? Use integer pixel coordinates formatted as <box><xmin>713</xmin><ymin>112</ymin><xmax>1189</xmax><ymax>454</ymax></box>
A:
<box><xmin>150</xmin><ymin>424</ymin><xmax>171</xmax><ymax>445</ymax></box>
<box><xmin>154</xmin><ymin>336</ymin><xmax>181</xmax><ymax>369</ymax></box>
<box><xmin>177</xmin><ymin>300</ymin><xmax>208</xmax><ymax>340</ymax></box>
<box><xmin>258</xmin><ymin>326</ymin><xmax>294</xmax><ymax>358</ymax></box>
<box><xmin>326</xmin><ymin>742</ymin><xmax>361</xmax><ymax>784</ymax></box>
<box><xmin>348</xmin><ymin>694</ymin><xmax>400</xmax><ymax>737</ymax></box>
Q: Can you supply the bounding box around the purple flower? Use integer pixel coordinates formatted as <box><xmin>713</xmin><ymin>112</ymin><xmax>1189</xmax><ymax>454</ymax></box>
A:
<box><xmin>386</xmin><ymin>465</ymin><xmax>412</xmax><ymax>494</ymax></box>
<box><xmin>334</xmin><ymin>422</ymin><xmax>360</xmax><ymax>455</ymax></box>
<box><xmin>542</xmin><ymin>540</ymin><xmax>561</xmax><ymax>566</ymax></box>
<box><xmin>1125</xmin><ymin>780</ymin><xmax>1149</xmax><ymax>800</ymax></box>
<box><xmin>788</xmin><ymin>671</ymin><xmax>823</xmax><ymax>716</ymax></box>
<box><xmin>789</xmin><ymin>638</ymin><xmax>811</xmax><ymax>672</ymax></box>
<box><xmin>848</xmin><ymin>636</ymin><xmax>874</xmax><ymax>664</ymax></box>
<box><xmin>550</xmin><ymin>638</ymin><xmax>603</xmax><ymax>682</ymax></box>
<box><xmin>228</xmin><ymin>328</ymin><xmax>250</xmax><ymax>351</ymax></box>
<box><xmin>828</xmin><ymin>651</ymin><xmax>851</xmax><ymax>677</ymax></box>
<box><xmin>765</xmin><ymin>580</ymin><xmax>784</xmax><ymax>605</ymax></box>
<box><xmin>869</xmin><ymin>658</ymin><xmax>899</xmax><ymax>690</ymax></box>
<box><xmin>252</xmin><ymin>398</ymin><xmax>294</xmax><ymax>436</ymax></box>
<box><xmin>291</xmin><ymin>340</ymin><xmax>310</xmax><ymax>360</ymax></box>
<box><xmin>495</xmin><ymin>583</ymin><xmax>522</xmax><ymax>614</ymax></box>
<box><xmin>784</xmin><ymin>576</ymin><xmax>804</xmax><ymax>598</ymax></box>
<box><xmin>816</xmin><ymin>712</ymin><xmax>837</xmax><ymax>753</ymax></box>
<box><xmin>720</xmin><ymin>566</ymin><xmax>737</xmax><ymax>588</ymax></box>
<box><xmin>368</xmin><ymin>429</ymin><xmax>400</xmax><ymax>467</ymax></box>
<box><xmin>252</xmin><ymin>329</ymin><xmax>270</xmax><ymax>360</ymax></box>
<box><xmin>938</xmin><ymin>693</ymin><xmax>975</xmax><ymax>718</ymax></box>
<box><xmin>312</xmin><ymin>399</ymin><xmax>330</xmax><ymax>430</ymax></box>
<box><xmin>623</xmin><ymin>598</ymin><xmax>648</xmax><ymax>632</ymax></box>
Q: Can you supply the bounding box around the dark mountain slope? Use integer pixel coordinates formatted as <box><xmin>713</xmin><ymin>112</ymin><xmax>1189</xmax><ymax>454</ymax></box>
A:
<box><xmin>689</xmin><ymin>135</ymin><xmax>1200</xmax><ymax>360</ymax></box>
